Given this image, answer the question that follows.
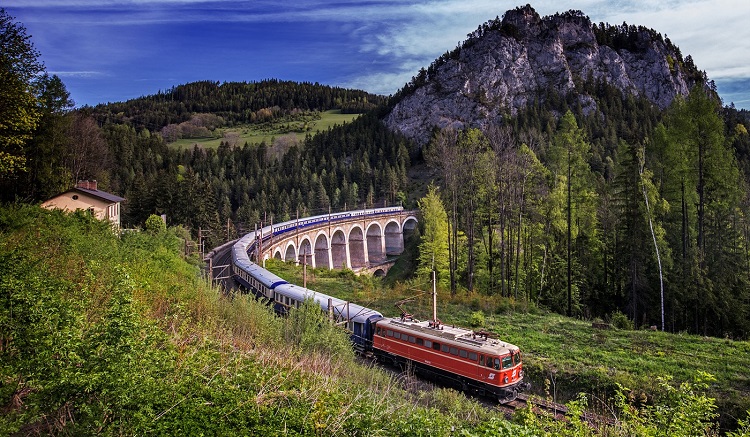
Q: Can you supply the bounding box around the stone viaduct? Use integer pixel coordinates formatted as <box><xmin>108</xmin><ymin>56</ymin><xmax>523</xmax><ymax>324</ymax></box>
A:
<box><xmin>256</xmin><ymin>209</ymin><xmax>419</xmax><ymax>276</ymax></box>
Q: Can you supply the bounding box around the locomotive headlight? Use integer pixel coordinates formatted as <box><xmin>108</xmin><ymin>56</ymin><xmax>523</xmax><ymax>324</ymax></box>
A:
<box><xmin>504</xmin><ymin>376</ymin><xmax>509</xmax><ymax>383</ymax></box>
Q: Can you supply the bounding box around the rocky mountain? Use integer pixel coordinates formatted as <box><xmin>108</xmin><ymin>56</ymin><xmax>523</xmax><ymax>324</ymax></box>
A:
<box><xmin>384</xmin><ymin>5</ymin><xmax>706</xmax><ymax>145</ymax></box>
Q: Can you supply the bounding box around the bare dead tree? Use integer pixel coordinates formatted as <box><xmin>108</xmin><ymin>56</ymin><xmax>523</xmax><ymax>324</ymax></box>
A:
<box><xmin>67</xmin><ymin>113</ymin><xmax>111</xmax><ymax>185</ymax></box>
<box><xmin>426</xmin><ymin>127</ymin><xmax>460</xmax><ymax>294</ymax></box>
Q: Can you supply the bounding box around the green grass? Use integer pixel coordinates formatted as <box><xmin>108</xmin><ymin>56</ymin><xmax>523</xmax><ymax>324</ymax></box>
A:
<box><xmin>169</xmin><ymin>110</ymin><xmax>360</xmax><ymax>150</ymax></box>
<box><xmin>1</xmin><ymin>205</ymin><xmax>501</xmax><ymax>435</ymax></box>
<box><xmin>265</xmin><ymin>259</ymin><xmax>750</xmax><ymax>430</ymax></box>
<box><xmin>4</xmin><ymin>205</ymin><xmax>741</xmax><ymax>435</ymax></box>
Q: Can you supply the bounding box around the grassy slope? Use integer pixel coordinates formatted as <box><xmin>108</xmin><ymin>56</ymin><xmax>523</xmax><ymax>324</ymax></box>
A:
<box><xmin>265</xmin><ymin>260</ymin><xmax>750</xmax><ymax>429</ymax></box>
<box><xmin>0</xmin><ymin>205</ymin><xmax>501</xmax><ymax>436</ymax></box>
<box><xmin>2</xmin><ymin>206</ymin><xmax>743</xmax><ymax>435</ymax></box>
<box><xmin>169</xmin><ymin>110</ymin><xmax>359</xmax><ymax>150</ymax></box>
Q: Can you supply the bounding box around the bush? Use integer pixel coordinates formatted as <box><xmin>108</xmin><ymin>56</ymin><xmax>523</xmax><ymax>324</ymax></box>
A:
<box><xmin>610</xmin><ymin>310</ymin><xmax>634</xmax><ymax>330</ymax></box>
<box><xmin>469</xmin><ymin>310</ymin><xmax>486</xmax><ymax>328</ymax></box>
<box><xmin>285</xmin><ymin>299</ymin><xmax>354</xmax><ymax>361</ymax></box>
<box><xmin>145</xmin><ymin>214</ymin><xmax>166</xmax><ymax>234</ymax></box>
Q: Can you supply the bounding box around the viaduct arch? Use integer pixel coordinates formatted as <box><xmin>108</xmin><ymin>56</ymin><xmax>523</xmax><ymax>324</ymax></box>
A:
<box><xmin>261</xmin><ymin>210</ymin><xmax>418</xmax><ymax>274</ymax></box>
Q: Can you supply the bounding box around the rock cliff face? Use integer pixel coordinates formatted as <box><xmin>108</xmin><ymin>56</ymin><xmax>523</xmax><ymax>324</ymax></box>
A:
<box><xmin>384</xmin><ymin>5</ymin><xmax>701</xmax><ymax>145</ymax></box>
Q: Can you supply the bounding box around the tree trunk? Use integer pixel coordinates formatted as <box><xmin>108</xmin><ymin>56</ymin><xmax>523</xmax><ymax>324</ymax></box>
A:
<box><xmin>567</xmin><ymin>148</ymin><xmax>573</xmax><ymax>317</ymax></box>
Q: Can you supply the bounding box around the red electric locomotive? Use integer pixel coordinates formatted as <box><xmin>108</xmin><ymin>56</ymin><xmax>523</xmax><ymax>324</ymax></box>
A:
<box><xmin>371</xmin><ymin>315</ymin><xmax>527</xmax><ymax>403</ymax></box>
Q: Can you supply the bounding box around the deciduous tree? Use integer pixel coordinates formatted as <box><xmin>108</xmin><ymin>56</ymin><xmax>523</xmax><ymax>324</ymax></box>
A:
<box><xmin>0</xmin><ymin>9</ymin><xmax>44</xmax><ymax>177</ymax></box>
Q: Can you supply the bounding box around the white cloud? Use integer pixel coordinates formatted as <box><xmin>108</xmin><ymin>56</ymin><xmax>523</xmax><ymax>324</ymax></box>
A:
<box><xmin>47</xmin><ymin>70</ymin><xmax>105</xmax><ymax>77</ymax></box>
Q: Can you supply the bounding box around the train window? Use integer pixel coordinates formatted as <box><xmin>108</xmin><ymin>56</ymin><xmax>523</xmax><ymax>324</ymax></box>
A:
<box><xmin>416</xmin><ymin>338</ymin><xmax>424</xmax><ymax>346</ymax></box>
<box><xmin>502</xmin><ymin>356</ymin><xmax>513</xmax><ymax>369</ymax></box>
<box><xmin>408</xmin><ymin>336</ymin><xmax>416</xmax><ymax>343</ymax></box>
<box><xmin>376</xmin><ymin>327</ymin><xmax>382</xmax><ymax>336</ymax></box>
<box><xmin>494</xmin><ymin>358</ymin><xmax>501</xmax><ymax>370</ymax></box>
<box><xmin>432</xmin><ymin>342</ymin><xmax>440</xmax><ymax>351</ymax></box>
<box><xmin>459</xmin><ymin>349</ymin><xmax>468</xmax><ymax>358</ymax></box>
<box><xmin>468</xmin><ymin>352</ymin><xmax>477</xmax><ymax>361</ymax></box>
<box><xmin>393</xmin><ymin>332</ymin><xmax>401</xmax><ymax>339</ymax></box>
<box><xmin>424</xmin><ymin>340</ymin><xmax>432</xmax><ymax>348</ymax></box>
<box><xmin>441</xmin><ymin>344</ymin><xmax>449</xmax><ymax>353</ymax></box>
<box><xmin>513</xmin><ymin>352</ymin><xmax>521</xmax><ymax>365</ymax></box>
<box><xmin>479</xmin><ymin>355</ymin><xmax>485</xmax><ymax>366</ymax></box>
<box><xmin>387</xmin><ymin>330</ymin><xmax>393</xmax><ymax>337</ymax></box>
<box><xmin>449</xmin><ymin>347</ymin><xmax>459</xmax><ymax>356</ymax></box>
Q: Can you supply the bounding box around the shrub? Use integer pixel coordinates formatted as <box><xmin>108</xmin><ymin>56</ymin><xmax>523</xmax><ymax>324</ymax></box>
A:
<box><xmin>610</xmin><ymin>310</ymin><xmax>634</xmax><ymax>330</ymax></box>
<box><xmin>145</xmin><ymin>214</ymin><xmax>166</xmax><ymax>234</ymax></box>
<box><xmin>469</xmin><ymin>310</ymin><xmax>485</xmax><ymax>328</ymax></box>
<box><xmin>469</xmin><ymin>297</ymin><xmax>481</xmax><ymax>311</ymax></box>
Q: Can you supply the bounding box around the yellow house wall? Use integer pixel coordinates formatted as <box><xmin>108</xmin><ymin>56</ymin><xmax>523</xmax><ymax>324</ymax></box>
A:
<box><xmin>41</xmin><ymin>192</ymin><xmax>121</xmax><ymax>227</ymax></box>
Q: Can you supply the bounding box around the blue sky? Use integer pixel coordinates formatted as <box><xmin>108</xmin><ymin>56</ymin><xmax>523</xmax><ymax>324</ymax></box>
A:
<box><xmin>5</xmin><ymin>0</ymin><xmax>750</xmax><ymax>109</ymax></box>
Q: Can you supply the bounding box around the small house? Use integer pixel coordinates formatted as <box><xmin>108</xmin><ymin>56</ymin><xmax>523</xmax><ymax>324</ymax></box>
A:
<box><xmin>41</xmin><ymin>180</ymin><xmax>126</xmax><ymax>229</ymax></box>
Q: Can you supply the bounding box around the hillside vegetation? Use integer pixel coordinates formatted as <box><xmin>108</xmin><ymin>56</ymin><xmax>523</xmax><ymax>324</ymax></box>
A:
<box><xmin>167</xmin><ymin>109</ymin><xmax>361</xmax><ymax>150</ymax></box>
<box><xmin>2</xmin><ymin>205</ymin><xmax>746</xmax><ymax>436</ymax></box>
<box><xmin>7</xmin><ymin>0</ymin><xmax>750</xmax><ymax>345</ymax></box>
<box><xmin>266</xmin><ymin>259</ymin><xmax>750</xmax><ymax>431</ymax></box>
<box><xmin>0</xmin><ymin>205</ymin><xmax>490</xmax><ymax>435</ymax></box>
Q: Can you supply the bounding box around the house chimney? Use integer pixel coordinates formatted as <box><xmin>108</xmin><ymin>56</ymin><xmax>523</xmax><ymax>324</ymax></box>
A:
<box><xmin>76</xmin><ymin>180</ymin><xmax>98</xmax><ymax>191</ymax></box>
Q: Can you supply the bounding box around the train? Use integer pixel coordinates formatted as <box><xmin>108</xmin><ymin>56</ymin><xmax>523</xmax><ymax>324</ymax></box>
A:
<box><xmin>230</xmin><ymin>206</ymin><xmax>528</xmax><ymax>403</ymax></box>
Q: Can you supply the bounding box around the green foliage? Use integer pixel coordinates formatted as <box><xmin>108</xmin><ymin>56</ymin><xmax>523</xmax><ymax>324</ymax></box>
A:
<box><xmin>609</xmin><ymin>310</ymin><xmax>634</xmax><ymax>330</ymax></box>
<box><xmin>168</xmin><ymin>109</ymin><xmax>360</xmax><ymax>149</ymax></box>
<box><xmin>90</xmin><ymin>79</ymin><xmax>386</xmax><ymax>132</ymax></box>
<box><xmin>145</xmin><ymin>213</ymin><xmax>166</xmax><ymax>234</ymax></box>
<box><xmin>0</xmin><ymin>206</ymin><xmax>174</xmax><ymax>435</ymax></box>
<box><xmin>417</xmin><ymin>183</ymin><xmax>450</xmax><ymax>286</ymax></box>
<box><xmin>0</xmin><ymin>203</ymin><xmax>516</xmax><ymax>435</ymax></box>
<box><xmin>615</xmin><ymin>375</ymin><xmax>719</xmax><ymax>437</ymax></box>
<box><xmin>728</xmin><ymin>411</ymin><xmax>750</xmax><ymax>437</ymax></box>
<box><xmin>469</xmin><ymin>310</ymin><xmax>486</xmax><ymax>327</ymax></box>
<box><xmin>285</xmin><ymin>298</ymin><xmax>355</xmax><ymax>360</ymax></box>
<box><xmin>459</xmin><ymin>417</ymin><xmax>536</xmax><ymax>437</ymax></box>
<box><xmin>0</xmin><ymin>8</ymin><xmax>44</xmax><ymax>177</ymax></box>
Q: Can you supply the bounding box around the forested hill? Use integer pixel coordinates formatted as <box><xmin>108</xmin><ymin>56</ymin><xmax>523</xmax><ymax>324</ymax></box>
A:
<box><xmin>88</xmin><ymin>79</ymin><xmax>387</xmax><ymax>132</ymax></box>
<box><xmin>6</xmin><ymin>3</ymin><xmax>750</xmax><ymax>340</ymax></box>
<box><xmin>378</xmin><ymin>5</ymin><xmax>750</xmax><ymax>340</ymax></box>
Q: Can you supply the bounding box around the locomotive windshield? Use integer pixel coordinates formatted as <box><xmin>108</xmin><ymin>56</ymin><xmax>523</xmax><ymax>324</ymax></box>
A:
<box><xmin>502</xmin><ymin>355</ymin><xmax>513</xmax><ymax>369</ymax></box>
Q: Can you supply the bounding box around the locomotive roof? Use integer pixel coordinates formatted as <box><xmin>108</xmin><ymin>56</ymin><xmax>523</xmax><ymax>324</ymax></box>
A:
<box><xmin>382</xmin><ymin>317</ymin><xmax>520</xmax><ymax>355</ymax></box>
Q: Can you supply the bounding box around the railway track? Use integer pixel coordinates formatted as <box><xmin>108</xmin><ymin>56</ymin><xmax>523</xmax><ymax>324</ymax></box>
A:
<box><xmin>496</xmin><ymin>392</ymin><xmax>617</xmax><ymax>428</ymax></box>
<box><xmin>209</xmin><ymin>240</ymin><xmax>617</xmax><ymax>428</ymax></box>
<box><xmin>496</xmin><ymin>393</ymin><xmax>567</xmax><ymax>419</ymax></box>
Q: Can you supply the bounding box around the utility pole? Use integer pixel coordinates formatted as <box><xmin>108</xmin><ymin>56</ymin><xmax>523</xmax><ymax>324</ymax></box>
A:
<box><xmin>302</xmin><ymin>248</ymin><xmax>308</xmax><ymax>289</ymax></box>
<box><xmin>199</xmin><ymin>227</ymin><xmax>204</xmax><ymax>260</ymax></box>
